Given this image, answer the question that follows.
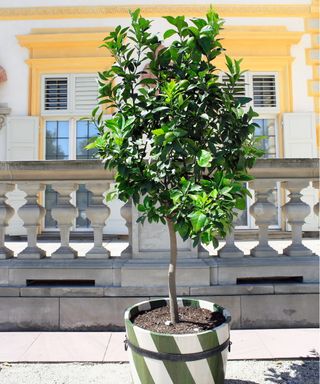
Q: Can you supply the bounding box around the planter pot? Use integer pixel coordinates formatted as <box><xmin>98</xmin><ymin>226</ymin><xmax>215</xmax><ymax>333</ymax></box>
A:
<box><xmin>124</xmin><ymin>298</ymin><xmax>231</xmax><ymax>384</ymax></box>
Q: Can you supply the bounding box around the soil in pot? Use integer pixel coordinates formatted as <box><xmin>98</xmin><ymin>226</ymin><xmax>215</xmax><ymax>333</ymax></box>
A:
<box><xmin>132</xmin><ymin>305</ymin><xmax>225</xmax><ymax>334</ymax></box>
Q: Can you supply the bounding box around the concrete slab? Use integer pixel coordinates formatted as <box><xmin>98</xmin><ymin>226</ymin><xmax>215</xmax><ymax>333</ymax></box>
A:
<box><xmin>0</xmin><ymin>329</ymin><xmax>318</xmax><ymax>363</ymax></box>
<box><xmin>0</xmin><ymin>332</ymin><xmax>41</xmax><ymax>361</ymax></box>
<box><xmin>19</xmin><ymin>332</ymin><xmax>111</xmax><ymax>362</ymax></box>
<box><xmin>103</xmin><ymin>332</ymin><xmax>129</xmax><ymax>362</ymax></box>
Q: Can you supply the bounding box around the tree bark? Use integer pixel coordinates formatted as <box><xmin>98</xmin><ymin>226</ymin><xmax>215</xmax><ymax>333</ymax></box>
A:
<box><xmin>166</xmin><ymin>217</ymin><xmax>179</xmax><ymax>324</ymax></box>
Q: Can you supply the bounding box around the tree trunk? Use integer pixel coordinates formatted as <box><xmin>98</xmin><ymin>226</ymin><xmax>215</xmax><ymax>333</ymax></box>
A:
<box><xmin>166</xmin><ymin>217</ymin><xmax>179</xmax><ymax>324</ymax></box>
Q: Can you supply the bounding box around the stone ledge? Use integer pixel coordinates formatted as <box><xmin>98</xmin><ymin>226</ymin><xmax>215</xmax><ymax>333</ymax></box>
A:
<box><xmin>104</xmin><ymin>286</ymin><xmax>190</xmax><ymax>296</ymax></box>
<box><xmin>190</xmin><ymin>284</ymin><xmax>274</xmax><ymax>296</ymax></box>
<box><xmin>0</xmin><ymin>287</ymin><xmax>20</xmax><ymax>296</ymax></box>
<box><xmin>0</xmin><ymin>283</ymin><xmax>318</xmax><ymax>298</ymax></box>
<box><xmin>274</xmin><ymin>283</ymin><xmax>319</xmax><ymax>294</ymax></box>
<box><xmin>20</xmin><ymin>287</ymin><xmax>105</xmax><ymax>297</ymax></box>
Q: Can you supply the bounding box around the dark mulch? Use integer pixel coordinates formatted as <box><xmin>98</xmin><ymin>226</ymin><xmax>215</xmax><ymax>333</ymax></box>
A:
<box><xmin>132</xmin><ymin>305</ymin><xmax>225</xmax><ymax>334</ymax></box>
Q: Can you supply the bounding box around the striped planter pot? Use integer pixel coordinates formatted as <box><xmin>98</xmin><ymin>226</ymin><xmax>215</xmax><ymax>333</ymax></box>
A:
<box><xmin>124</xmin><ymin>298</ymin><xmax>231</xmax><ymax>384</ymax></box>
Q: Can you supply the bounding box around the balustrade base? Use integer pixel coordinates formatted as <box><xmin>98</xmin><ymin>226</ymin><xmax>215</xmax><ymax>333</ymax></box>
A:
<box><xmin>18</xmin><ymin>246</ymin><xmax>46</xmax><ymax>259</ymax></box>
<box><xmin>283</xmin><ymin>244</ymin><xmax>313</xmax><ymax>257</ymax></box>
<box><xmin>250</xmin><ymin>246</ymin><xmax>278</xmax><ymax>258</ymax></box>
<box><xmin>218</xmin><ymin>245</ymin><xmax>244</xmax><ymax>258</ymax></box>
<box><xmin>51</xmin><ymin>246</ymin><xmax>78</xmax><ymax>259</ymax></box>
<box><xmin>0</xmin><ymin>246</ymin><xmax>13</xmax><ymax>259</ymax></box>
<box><xmin>86</xmin><ymin>246</ymin><xmax>110</xmax><ymax>259</ymax></box>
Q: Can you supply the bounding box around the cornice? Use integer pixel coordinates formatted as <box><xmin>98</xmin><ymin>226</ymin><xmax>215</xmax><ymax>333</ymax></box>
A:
<box><xmin>0</xmin><ymin>4</ymin><xmax>311</xmax><ymax>20</ymax></box>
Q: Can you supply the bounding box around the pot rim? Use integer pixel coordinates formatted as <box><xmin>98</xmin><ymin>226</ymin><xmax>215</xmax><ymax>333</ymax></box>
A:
<box><xmin>125</xmin><ymin>297</ymin><xmax>231</xmax><ymax>338</ymax></box>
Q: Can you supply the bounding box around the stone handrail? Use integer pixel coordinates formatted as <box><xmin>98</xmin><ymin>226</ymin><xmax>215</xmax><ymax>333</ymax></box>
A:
<box><xmin>0</xmin><ymin>158</ymin><xmax>318</xmax><ymax>182</ymax></box>
<box><xmin>0</xmin><ymin>158</ymin><xmax>319</xmax><ymax>260</ymax></box>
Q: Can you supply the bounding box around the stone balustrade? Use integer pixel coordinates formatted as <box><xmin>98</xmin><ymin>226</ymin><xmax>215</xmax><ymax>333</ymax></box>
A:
<box><xmin>0</xmin><ymin>159</ymin><xmax>318</xmax><ymax>260</ymax></box>
<box><xmin>0</xmin><ymin>158</ymin><xmax>319</xmax><ymax>331</ymax></box>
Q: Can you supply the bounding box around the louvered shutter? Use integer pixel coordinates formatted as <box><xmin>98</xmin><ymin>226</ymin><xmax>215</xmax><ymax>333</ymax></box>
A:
<box><xmin>74</xmin><ymin>75</ymin><xmax>98</xmax><ymax>113</ymax></box>
<box><xmin>44</xmin><ymin>77</ymin><xmax>68</xmax><ymax>111</ymax></box>
<box><xmin>221</xmin><ymin>75</ymin><xmax>246</xmax><ymax>95</ymax></box>
<box><xmin>252</xmin><ymin>74</ymin><xmax>277</xmax><ymax>109</ymax></box>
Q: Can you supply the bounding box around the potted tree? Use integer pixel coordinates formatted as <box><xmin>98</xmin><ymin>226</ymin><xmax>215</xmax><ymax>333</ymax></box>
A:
<box><xmin>89</xmin><ymin>7</ymin><xmax>262</xmax><ymax>384</ymax></box>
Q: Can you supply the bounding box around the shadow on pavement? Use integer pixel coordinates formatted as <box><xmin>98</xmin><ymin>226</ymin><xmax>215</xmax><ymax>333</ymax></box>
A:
<box><xmin>226</xmin><ymin>381</ymin><xmax>259</xmax><ymax>384</ymax></box>
<box><xmin>264</xmin><ymin>357</ymin><xmax>319</xmax><ymax>384</ymax></box>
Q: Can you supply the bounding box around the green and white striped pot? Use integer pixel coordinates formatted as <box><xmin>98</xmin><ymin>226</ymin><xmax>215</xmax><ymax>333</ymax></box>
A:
<box><xmin>124</xmin><ymin>298</ymin><xmax>231</xmax><ymax>384</ymax></box>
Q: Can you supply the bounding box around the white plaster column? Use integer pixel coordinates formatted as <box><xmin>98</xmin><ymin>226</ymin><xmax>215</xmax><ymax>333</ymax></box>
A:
<box><xmin>120</xmin><ymin>200</ymin><xmax>132</xmax><ymax>258</ymax></box>
<box><xmin>85</xmin><ymin>182</ymin><xmax>111</xmax><ymax>258</ymax></box>
<box><xmin>51</xmin><ymin>182</ymin><xmax>78</xmax><ymax>259</ymax></box>
<box><xmin>249</xmin><ymin>180</ymin><xmax>278</xmax><ymax>257</ymax></box>
<box><xmin>0</xmin><ymin>183</ymin><xmax>15</xmax><ymax>259</ymax></box>
<box><xmin>282</xmin><ymin>180</ymin><xmax>313</xmax><ymax>256</ymax></box>
<box><xmin>17</xmin><ymin>183</ymin><xmax>46</xmax><ymax>259</ymax></box>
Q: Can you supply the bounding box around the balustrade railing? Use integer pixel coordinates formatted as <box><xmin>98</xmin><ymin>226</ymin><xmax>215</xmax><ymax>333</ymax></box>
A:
<box><xmin>0</xmin><ymin>159</ymin><xmax>318</xmax><ymax>260</ymax></box>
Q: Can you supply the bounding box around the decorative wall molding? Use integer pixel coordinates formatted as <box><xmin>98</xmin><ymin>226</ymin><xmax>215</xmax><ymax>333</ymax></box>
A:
<box><xmin>0</xmin><ymin>4</ymin><xmax>311</xmax><ymax>20</ymax></box>
<box><xmin>0</xmin><ymin>104</ymin><xmax>11</xmax><ymax>130</ymax></box>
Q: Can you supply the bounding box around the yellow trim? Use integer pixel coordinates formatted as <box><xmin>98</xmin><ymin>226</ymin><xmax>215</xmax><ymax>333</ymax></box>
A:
<box><xmin>311</xmin><ymin>34</ymin><xmax>320</xmax><ymax>47</ymax></box>
<box><xmin>306</xmin><ymin>48</ymin><xmax>320</xmax><ymax>65</ymax></box>
<box><xmin>0</xmin><ymin>4</ymin><xmax>311</xmax><ymax>20</ymax></box>
<box><xmin>308</xmin><ymin>79</ymin><xmax>320</xmax><ymax>96</ymax></box>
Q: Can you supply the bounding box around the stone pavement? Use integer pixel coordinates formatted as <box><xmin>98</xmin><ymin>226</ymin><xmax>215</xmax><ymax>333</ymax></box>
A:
<box><xmin>0</xmin><ymin>329</ymin><xmax>318</xmax><ymax>363</ymax></box>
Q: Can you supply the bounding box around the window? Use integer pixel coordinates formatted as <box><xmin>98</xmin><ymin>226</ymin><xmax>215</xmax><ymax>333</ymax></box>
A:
<box><xmin>221</xmin><ymin>72</ymin><xmax>280</xmax><ymax>229</ymax></box>
<box><xmin>42</xmin><ymin>73</ymin><xmax>99</xmax><ymax>230</ymax></box>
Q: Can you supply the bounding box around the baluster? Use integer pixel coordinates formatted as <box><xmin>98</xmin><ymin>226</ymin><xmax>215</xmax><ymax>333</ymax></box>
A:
<box><xmin>120</xmin><ymin>199</ymin><xmax>132</xmax><ymax>258</ymax></box>
<box><xmin>85</xmin><ymin>182</ymin><xmax>111</xmax><ymax>258</ymax></box>
<box><xmin>249</xmin><ymin>180</ymin><xmax>278</xmax><ymax>257</ymax></box>
<box><xmin>51</xmin><ymin>182</ymin><xmax>78</xmax><ymax>259</ymax></box>
<box><xmin>218</xmin><ymin>229</ymin><xmax>244</xmax><ymax>258</ymax></box>
<box><xmin>17</xmin><ymin>183</ymin><xmax>46</xmax><ymax>259</ymax></box>
<box><xmin>282</xmin><ymin>180</ymin><xmax>313</xmax><ymax>256</ymax></box>
<box><xmin>0</xmin><ymin>183</ymin><xmax>15</xmax><ymax>259</ymax></box>
<box><xmin>219</xmin><ymin>209</ymin><xmax>244</xmax><ymax>258</ymax></box>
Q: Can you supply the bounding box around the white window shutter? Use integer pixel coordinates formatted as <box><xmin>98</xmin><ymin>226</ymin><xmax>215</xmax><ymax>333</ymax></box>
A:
<box><xmin>6</xmin><ymin>116</ymin><xmax>40</xmax><ymax>235</ymax></box>
<box><xmin>283</xmin><ymin>113</ymin><xmax>317</xmax><ymax>158</ymax></box>
<box><xmin>43</xmin><ymin>77</ymin><xmax>68</xmax><ymax>112</ymax></box>
<box><xmin>252</xmin><ymin>74</ymin><xmax>277</xmax><ymax>108</ymax></box>
<box><xmin>283</xmin><ymin>112</ymin><xmax>318</xmax><ymax>231</ymax></box>
<box><xmin>6</xmin><ymin>116</ymin><xmax>39</xmax><ymax>160</ymax></box>
<box><xmin>221</xmin><ymin>74</ymin><xmax>246</xmax><ymax>96</ymax></box>
<box><xmin>73</xmin><ymin>75</ymin><xmax>98</xmax><ymax>113</ymax></box>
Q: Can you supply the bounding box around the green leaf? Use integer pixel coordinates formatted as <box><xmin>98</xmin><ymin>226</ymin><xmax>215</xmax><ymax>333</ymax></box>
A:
<box><xmin>163</xmin><ymin>29</ymin><xmax>177</xmax><ymax>39</ymax></box>
<box><xmin>197</xmin><ymin>149</ymin><xmax>213</xmax><ymax>167</ymax></box>
<box><xmin>152</xmin><ymin>128</ymin><xmax>165</xmax><ymax>136</ymax></box>
<box><xmin>235</xmin><ymin>197</ymin><xmax>246</xmax><ymax>210</ymax></box>
<box><xmin>176</xmin><ymin>222</ymin><xmax>189</xmax><ymax>239</ymax></box>
<box><xmin>189</xmin><ymin>211</ymin><xmax>207</xmax><ymax>233</ymax></box>
<box><xmin>163</xmin><ymin>16</ymin><xmax>177</xmax><ymax>27</ymax></box>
